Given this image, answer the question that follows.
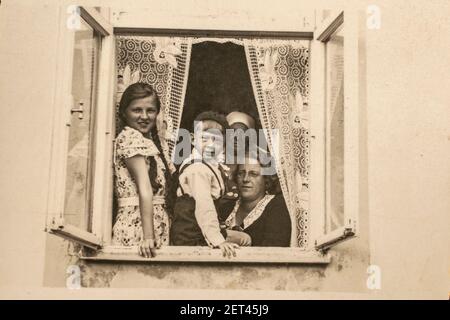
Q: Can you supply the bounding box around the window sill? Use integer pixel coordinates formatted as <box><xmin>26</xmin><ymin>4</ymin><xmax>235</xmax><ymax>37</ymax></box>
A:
<box><xmin>81</xmin><ymin>245</ymin><xmax>331</xmax><ymax>264</ymax></box>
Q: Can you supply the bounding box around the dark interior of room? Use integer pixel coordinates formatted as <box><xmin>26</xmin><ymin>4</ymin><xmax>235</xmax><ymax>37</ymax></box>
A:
<box><xmin>180</xmin><ymin>41</ymin><xmax>259</xmax><ymax>131</ymax></box>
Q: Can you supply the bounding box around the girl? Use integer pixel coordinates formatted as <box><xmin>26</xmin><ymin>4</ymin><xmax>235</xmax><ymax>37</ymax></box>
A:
<box><xmin>112</xmin><ymin>83</ymin><xmax>175</xmax><ymax>258</ymax></box>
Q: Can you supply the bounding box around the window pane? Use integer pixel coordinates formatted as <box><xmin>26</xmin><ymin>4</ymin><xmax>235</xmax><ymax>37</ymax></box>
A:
<box><xmin>64</xmin><ymin>19</ymin><xmax>99</xmax><ymax>230</ymax></box>
<box><xmin>326</xmin><ymin>24</ymin><xmax>344</xmax><ymax>232</ymax></box>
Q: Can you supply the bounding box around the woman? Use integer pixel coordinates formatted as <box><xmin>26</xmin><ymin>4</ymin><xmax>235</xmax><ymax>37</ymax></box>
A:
<box><xmin>224</xmin><ymin>111</ymin><xmax>256</xmax><ymax>199</ymax></box>
<box><xmin>220</xmin><ymin>151</ymin><xmax>291</xmax><ymax>247</ymax></box>
<box><xmin>112</xmin><ymin>83</ymin><xmax>175</xmax><ymax>257</ymax></box>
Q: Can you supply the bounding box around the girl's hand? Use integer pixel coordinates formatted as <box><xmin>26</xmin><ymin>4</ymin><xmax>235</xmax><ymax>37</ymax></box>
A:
<box><xmin>218</xmin><ymin>241</ymin><xmax>239</xmax><ymax>258</ymax></box>
<box><xmin>226</xmin><ymin>230</ymin><xmax>252</xmax><ymax>246</ymax></box>
<box><xmin>139</xmin><ymin>238</ymin><xmax>156</xmax><ymax>258</ymax></box>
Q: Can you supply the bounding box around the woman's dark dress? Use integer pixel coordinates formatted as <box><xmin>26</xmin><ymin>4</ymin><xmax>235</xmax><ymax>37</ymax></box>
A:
<box><xmin>219</xmin><ymin>194</ymin><xmax>291</xmax><ymax>247</ymax></box>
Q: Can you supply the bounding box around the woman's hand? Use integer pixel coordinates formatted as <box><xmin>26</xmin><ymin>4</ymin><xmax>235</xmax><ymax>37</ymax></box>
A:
<box><xmin>226</xmin><ymin>229</ymin><xmax>252</xmax><ymax>246</ymax></box>
<box><xmin>139</xmin><ymin>238</ymin><xmax>157</xmax><ymax>258</ymax></box>
<box><xmin>217</xmin><ymin>241</ymin><xmax>239</xmax><ymax>258</ymax></box>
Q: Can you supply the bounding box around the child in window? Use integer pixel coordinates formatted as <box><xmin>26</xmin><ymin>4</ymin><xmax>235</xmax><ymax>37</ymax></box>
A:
<box><xmin>112</xmin><ymin>83</ymin><xmax>175</xmax><ymax>258</ymax></box>
<box><xmin>170</xmin><ymin>111</ymin><xmax>249</xmax><ymax>257</ymax></box>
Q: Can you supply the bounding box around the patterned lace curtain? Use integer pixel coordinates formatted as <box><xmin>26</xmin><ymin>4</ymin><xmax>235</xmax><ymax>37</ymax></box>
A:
<box><xmin>116</xmin><ymin>36</ymin><xmax>192</xmax><ymax>158</ymax></box>
<box><xmin>243</xmin><ymin>39</ymin><xmax>311</xmax><ymax>248</ymax></box>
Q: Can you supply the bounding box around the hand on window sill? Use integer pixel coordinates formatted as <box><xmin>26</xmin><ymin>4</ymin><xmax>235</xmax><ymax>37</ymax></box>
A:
<box><xmin>138</xmin><ymin>238</ymin><xmax>157</xmax><ymax>258</ymax></box>
<box><xmin>217</xmin><ymin>241</ymin><xmax>239</xmax><ymax>258</ymax></box>
<box><xmin>226</xmin><ymin>230</ymin><xmax>252</xmax><ymax>247</ymax></box>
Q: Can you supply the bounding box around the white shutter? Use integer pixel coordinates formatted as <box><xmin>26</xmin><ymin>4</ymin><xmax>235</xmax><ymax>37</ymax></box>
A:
<box><xmin>45</xmin><ymin>7</ymin><xmax>114</xmax><ymax>250</ymax></box>
<box><xmin>312</xmin><ymin>10</ymin><xmax>359</xmax><ymax>252</ymax></box>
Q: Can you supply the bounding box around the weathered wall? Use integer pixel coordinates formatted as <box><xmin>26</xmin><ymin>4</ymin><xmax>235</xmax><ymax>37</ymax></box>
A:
<box><xmin>0</xmin><ymin>0</ymin><xmax>59</xmax><ymax>289</ymax></box>
<box><xmin>0</xmin><ymin>0</ymin><xmax>449</xmax><ymax>299</ymax></box>
<box><xmin>77</xmin><ymin>244</ymin><xmax>367</xmax><ymax>291</ymax></box>
<box><xmin>364</xmin><ymin>0</ymin><xmax>450</xmax><ymax>298</ymax></box>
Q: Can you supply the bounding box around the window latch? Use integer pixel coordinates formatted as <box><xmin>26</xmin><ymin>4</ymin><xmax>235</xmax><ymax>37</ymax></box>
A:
<box><xmin>71</xmin><ymin>101</ymin><xmax>84</xmax><ymax>120</ymax></box>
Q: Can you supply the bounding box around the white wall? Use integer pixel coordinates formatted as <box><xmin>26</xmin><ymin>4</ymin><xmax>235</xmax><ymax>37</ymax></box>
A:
<box><xmin>365</xmin><ymin>0</ymin><xmax>450</xmax><ymax>298</ymax></box>
<box><xmin>0</xmin><ymin>0</ymin><xmax>60</xmax><ymax>289</ymax></box>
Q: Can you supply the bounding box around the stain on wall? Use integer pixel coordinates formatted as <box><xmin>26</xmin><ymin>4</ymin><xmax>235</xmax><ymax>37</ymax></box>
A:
<box><xmin>72</xmin><ymin>238</ymin><xmax>369</xmax><ymax>292</ymax></box>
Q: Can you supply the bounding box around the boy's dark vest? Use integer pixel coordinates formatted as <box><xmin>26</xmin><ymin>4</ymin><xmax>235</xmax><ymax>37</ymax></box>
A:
<box><xmin>170</xmin><ymin>160</ymin><xmax>228</xmax><ymax>246</ymax></box>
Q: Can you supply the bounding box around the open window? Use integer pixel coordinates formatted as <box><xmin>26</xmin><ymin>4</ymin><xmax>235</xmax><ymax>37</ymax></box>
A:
<box><xmin>46</xmin><ymin>7</ymin><xmax>114</xmax><ymax>250</ymax></box>
<box><xmin>113</xmin><ymin>35</ymin><xmax>312</xmax><ymax>249</ymax></box>
<box><xmin>310</xmin><ymin>11</ymin><xmax>359</xmax><ymax>252</ymax></box>
<box><xmin>46</xmin><ymin>7</ymin><xmax>360</xmax><ymax>263</ymax></box>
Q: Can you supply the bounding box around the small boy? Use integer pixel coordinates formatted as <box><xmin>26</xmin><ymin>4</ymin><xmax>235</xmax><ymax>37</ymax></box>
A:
<box><xmin>170</xmin><ymin>111</ymin><xmax>249</xmax><ymax>257</ymax></box>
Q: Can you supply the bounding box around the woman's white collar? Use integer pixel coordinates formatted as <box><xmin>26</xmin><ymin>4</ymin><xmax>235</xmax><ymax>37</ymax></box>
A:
<box><xmin>225</xmin><ymin>194</ymin><xmax>275</xmax><ymax>229</ymax></box>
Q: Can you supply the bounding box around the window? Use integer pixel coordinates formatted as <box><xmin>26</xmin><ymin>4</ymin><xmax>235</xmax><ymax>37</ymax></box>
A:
<box><xmin>114</xmin><ymin>35</ymin><xmax>310</xmax><ymax>248</ymax></box>
<box><xmin>46</xmin><ymin>7</ymin><xmax>114</xmax><ymax>249</ymax></box>
<box><xmin>63</xmin><ymin>17</ymin><xmax>99</xmax><ymax>231</ymax></box>
<box><xmin>311</xmin><ymin>11</ymin><xmax>359</xmax><ymax>251</ymax></box>
<box><xmin>46</xmin><ymin>7</ymin><xmax>359</xmax><ymax>263</ymax></box>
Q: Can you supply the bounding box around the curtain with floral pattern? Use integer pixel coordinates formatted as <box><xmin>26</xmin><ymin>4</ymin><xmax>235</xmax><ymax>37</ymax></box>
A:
<box><xmin>243</xmin><ymin>39</ymin><xmax>311</xmax><ymax>248</ymax></box>
<box><xmin>116</xmin><ymin>35</ymin><xmax>311</xmax><ymax>248</ymax></box>
<box><xmin>116</xmin><ymin>36</ymin><xmax>192</xmax><ymax>159</ymax></box>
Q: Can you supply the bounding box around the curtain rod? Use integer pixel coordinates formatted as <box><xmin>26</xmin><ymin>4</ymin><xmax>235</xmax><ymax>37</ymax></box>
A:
<box><xmin>114</xmin><ymin>28</ymin><xmax>314</xmax><ymax>40</ymax></box>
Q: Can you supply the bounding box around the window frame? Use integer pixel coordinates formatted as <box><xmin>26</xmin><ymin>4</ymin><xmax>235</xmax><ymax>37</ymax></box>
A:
<box><xmin>310</xmin><ymin>10</ymin><xmax>360</xmax><ymax>252</ymax></box>
<box><xmin>45</xmin><ymin>6</ymin><xmax>114</xmax><ymax>250</ymax></box>
<box><xmin>47</xmin><ymin>7</ymin><xmax>360</xmax><ymax>263</ymax></box>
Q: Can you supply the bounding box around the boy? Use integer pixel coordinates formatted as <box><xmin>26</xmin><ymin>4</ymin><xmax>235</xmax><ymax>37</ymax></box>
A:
<box><xmin>170</xmin><ymin>111</ymin><xmax>250</xmax><ymax>257</ymax></box>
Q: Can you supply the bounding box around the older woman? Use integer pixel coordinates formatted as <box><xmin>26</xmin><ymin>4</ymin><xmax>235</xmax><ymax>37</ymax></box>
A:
<box><xmin>219</xmin><ymin>151</ymin><xmax>291</xmax><ymax>247</ymax></box>
<box><xmin>224</xmin><ymin>111</ymin><xmax>257</xmax><ymax>199</ymax></box>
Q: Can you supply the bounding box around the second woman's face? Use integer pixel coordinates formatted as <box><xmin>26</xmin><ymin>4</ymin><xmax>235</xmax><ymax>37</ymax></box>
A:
<box><xmin>236</xmin><ymin>161</ymin><xmax>266</xmax><ymax>202</ymax></box>
<box><xmin>124</xmin><ymin>96</ymin><xmax>159</xmax><ymax>135</ymax></box>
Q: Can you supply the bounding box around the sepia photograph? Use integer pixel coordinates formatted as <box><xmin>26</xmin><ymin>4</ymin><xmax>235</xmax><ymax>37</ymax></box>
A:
<box><xmin>0</xmin><ymin>0</ymin><xmax>449</xmax><ymax>303</ymax></box>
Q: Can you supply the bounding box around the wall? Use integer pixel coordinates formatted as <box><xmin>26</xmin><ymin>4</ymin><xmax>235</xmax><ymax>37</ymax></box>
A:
<box><xmin>0</xmin><ymin>0</ymin><xmax>448</xmax><ymax>299</ymax></box>
<box><xmin>0</xmin><ymin>0</ymin><xmax>59</xmax><ymax>289</ymax></box>
<box><xmin>364</xmin><ymin>0</ymin><xmax>450</xmax><ymax>298</ymax></box>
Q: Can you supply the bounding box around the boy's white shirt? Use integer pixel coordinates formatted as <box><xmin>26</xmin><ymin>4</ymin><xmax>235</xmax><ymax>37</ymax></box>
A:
<box><xmin>177</xmin><ymin>148</ymin><xmax>227</xmax><ymax>247</ymax></box>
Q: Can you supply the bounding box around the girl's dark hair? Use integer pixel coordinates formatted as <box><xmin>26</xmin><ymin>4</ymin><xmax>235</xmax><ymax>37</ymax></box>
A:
<box><xmin>119</xmin><ymin>83</ymin><xmax>161</xmax><ymax>125</ymax></box>
<box><xmin>193</xmin><ymin>111</ymin><xmax>230</xmax><ymax>134</ymax></box>
<box><xmin>119</xmin><ymin>83</ymin><xmax>175</xmax><ymax>216</ymax></box>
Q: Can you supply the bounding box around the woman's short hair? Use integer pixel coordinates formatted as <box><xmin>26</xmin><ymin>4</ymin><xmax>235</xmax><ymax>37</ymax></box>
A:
<box><xmin>231</xmin><ymin>150</ymin><xmax>282</xmax><ymax>195</ymax></box>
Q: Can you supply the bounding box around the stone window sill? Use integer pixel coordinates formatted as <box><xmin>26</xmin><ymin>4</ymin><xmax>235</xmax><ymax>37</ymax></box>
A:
<box><xmin>81</xmin><ymin>245</ymin><xmax>331</xmax><ymax>264</ymax></box>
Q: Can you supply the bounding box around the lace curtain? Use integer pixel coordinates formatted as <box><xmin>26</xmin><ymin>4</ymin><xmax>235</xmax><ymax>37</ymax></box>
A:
<box><xmin>116</xmin><ymin>35</ymin><xmax>311</xmax><ymax>248</ymax></box>
<box><xmin>244</xmin><ymin>39</ymin><xmax>311</xmax><ymax>248</ymax></box>
<box><xmin>116</xmin><ymin>36</ymin><xmax>192</xmax><ymax>158</ymax></box>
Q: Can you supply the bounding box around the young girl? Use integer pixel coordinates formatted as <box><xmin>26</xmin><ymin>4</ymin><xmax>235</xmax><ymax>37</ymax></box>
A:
<box><xmin>112</xmin><ymin>83</ymin><xmax>175</xmax><ymax>258</ymax></box>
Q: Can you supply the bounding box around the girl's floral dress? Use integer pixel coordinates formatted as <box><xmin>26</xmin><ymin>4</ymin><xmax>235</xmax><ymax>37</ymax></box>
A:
<box><xmin>112</xmin><ymin>126</ymin><xmax>173</xmax><ymax>247</ymax></box>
